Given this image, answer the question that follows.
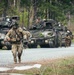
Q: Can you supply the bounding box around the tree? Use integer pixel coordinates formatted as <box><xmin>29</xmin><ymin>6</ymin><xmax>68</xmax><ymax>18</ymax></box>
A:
<box><xmin>0</xmin><ymin>0</ymin><xmax>74</xmax><ymax>26</ymax></box>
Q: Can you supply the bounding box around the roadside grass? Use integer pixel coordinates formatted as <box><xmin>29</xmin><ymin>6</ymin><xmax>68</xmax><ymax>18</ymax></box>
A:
<box><xmin>8</xmin><ymin>57</ymin><xmax>74</xmax><ymax>75</ymax></box>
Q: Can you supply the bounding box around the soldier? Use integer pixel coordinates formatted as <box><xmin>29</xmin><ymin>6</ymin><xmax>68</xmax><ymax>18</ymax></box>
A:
<box><xmin>65</xmin><ymin>34</ymin><xmax>71</xmax><ymax>47</ymax></box>
<box><xmin>4</xmin><ymin>22</ymin><xmax>31</xmax><ymax>64</ymax></box>
<box><xmin>35</xmin><ymin>17</ymin><xmax>41</xmax><ymax>25</ymax></box>
<box><xmin>35</xmin><ymin>17</ymin><xmax>44</xmax><ymax>28</ymax></box>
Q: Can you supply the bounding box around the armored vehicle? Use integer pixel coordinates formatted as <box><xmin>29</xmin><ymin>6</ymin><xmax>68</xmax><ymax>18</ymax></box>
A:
<box><xmin>28</xmin><ymin>19</ymin><xmax>73</xmax><ymax>48</ymax></box>
<box><xmin>28</xmin><ymin>19</ymin><xmax>58</xmax><ymax>48</ymax></box>
<box><xmin>0</xmin><ymin>16</ymin><xmax>20</xmax><ymax>49</ymax></box>
<box><xmin>0</xmin><ymin>20</ymin><xmax>12</xmax><ymax>49</ymax></box>
<box><xmin>53</xmin><ymin>23</ymin><xmax>73</xmax><ymax>47</ymax></box>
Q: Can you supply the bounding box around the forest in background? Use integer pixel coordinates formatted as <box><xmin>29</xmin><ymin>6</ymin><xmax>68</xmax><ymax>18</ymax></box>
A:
<box><xmin>0</xmin><ymin>0</ymin><xmax>74</xmax><ymax>29</ymax></box>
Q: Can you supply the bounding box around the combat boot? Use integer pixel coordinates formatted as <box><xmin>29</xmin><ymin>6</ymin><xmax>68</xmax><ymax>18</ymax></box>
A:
<box><xmin>14</xmin><ymin>58</ymin><xmax>17</xmax><ymax>64</ymax></box>
<box><xmin>18</xmin><ymin>53</ymin><xmax>22</xmax><ymax>63</ymax></box>
<box><xmin>18</xmin><ymin>58</ymin><xmax>21</xmax><ymax>63</ymax></box>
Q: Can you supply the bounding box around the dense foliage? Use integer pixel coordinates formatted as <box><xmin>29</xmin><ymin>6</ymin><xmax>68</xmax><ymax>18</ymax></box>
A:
<box><xmin>0</xmin><ymin>0</ymin><xmax>74</xmax><ymax>27</ymax></box>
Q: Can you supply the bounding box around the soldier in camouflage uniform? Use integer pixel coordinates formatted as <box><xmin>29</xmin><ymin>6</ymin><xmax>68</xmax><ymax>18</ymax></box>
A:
<box><xmin>65</xmin><ymin>34</ymin><xmax>71</xmax><ymax>47</ymax></box>
<box><xmin>5</xmin><ymin>22</ymin><xmax>31</xmax><ymax>64</ymax></box>
<box><xmin>34</xmin><ymin>17</ymin><xmax>44</xmax><ymax>28</ymax></box>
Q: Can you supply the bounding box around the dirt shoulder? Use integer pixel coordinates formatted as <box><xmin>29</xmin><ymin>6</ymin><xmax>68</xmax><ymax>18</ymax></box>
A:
<box><xmin>1</xmin><ymin>56</ymin><xmax>74</xmax><ymax>68</ymax></box>
<box><xmin>1</xmin><ymin>56</ymin><xmax>74</xmax><ymax>75</ymax></box>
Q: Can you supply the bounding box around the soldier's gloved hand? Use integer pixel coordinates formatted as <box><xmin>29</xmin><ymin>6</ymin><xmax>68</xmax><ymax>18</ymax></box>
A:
<box><xmin>4</xmin><ymin>36</ymin><xmax>11</xmax><ymax>42</ymax></box>
<box><xmin>4</xmin><ymin>38</ymin><xmax>7</xmax><ymax>42</ymax></box>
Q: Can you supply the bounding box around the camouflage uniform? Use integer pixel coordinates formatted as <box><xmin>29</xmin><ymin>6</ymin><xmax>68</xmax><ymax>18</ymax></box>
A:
<box><xmin>5</xmin><ymin>26</ymin><xmax>31</xmax><ymax>64</ymax></box>
<box><xmin>65</xmin><ymin>35</ymin><xmax>71</xmax><ymax>47</ymax></box>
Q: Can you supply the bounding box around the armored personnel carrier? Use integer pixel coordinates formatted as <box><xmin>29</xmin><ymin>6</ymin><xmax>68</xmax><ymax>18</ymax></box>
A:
<box><xmin>28</xmin><ymin>19</ymin><xmax>73</xmax><ymax>48</ymax></box>
<box><xmin>28</xmin><ymin>19</ymin><xmax>58</xmax><ymax>48</ymax></box>
<box><xmin>0</xmin><ymin>20</ymin><xmax>12</xmax><ymax>49</ymax></box>
<box><xmin>0</xmin><ymin>16</ymin><xmax>20</xmax><ymax>49</ymax></box>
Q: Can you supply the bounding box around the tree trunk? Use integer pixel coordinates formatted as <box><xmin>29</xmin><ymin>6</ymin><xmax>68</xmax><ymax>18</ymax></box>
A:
<box><xmin>13</xmin><ymin>0</ymin><xmax>16</xmax><ymax>7</ymax></box>
<box><xmin>17</xmin><ymin>0</ymin><xmax>20</xmax><ymax>13</ymax></box>
<box><xmin>29</xmin><ymin>6</ymin><xmax>34</xmax><ymax>27</ymax></box>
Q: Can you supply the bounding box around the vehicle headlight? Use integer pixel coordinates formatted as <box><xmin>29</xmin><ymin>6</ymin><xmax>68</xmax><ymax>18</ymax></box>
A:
<box><xmin>45</xmin><ymin>40</ymin><xmax>49</xmax><ymax>43</ymax></box>
<box><xmin>67</xmin><ymin>30</ymin><xmax>70</xmax><ymax>33</ymax></box>
<box><xmin>31</xmin><ymin>40</ymin><xmax>34</xmax><ymax>44</ymax></box>
<box><xmin>0</xmin><ymin>33</ymin><xmax>5</xmax><ymax>39</ymax></box>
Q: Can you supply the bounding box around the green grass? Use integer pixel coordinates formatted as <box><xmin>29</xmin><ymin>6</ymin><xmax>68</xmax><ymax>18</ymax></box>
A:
<box><xmin>8</xmin><ymin>57</ymin><xmax>74</xmax><ymax>75</ymax></box>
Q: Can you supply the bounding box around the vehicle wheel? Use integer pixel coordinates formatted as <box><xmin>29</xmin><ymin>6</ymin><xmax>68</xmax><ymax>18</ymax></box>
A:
<box><xmin>2</xmin><ymin>46</ymin><xmax>8</xmax><ymax>50</ymax></box>
<box><xmin>2</xmin><ymin>45</ymin><xmax>11</xmax><ymax>50</ymax></box>
<box><xmin>0</xmin><ymin>45</ymin><xmax>2</xmax><ymax>49</ymax></box>
<box><xmin>49</xmin><ymin>42</ymin><xmax>54</xmax><ymax>48</ymax></box>
<box><xmin>7</xmin><ymin>46</ymin><xmax>11</xmax><ymax>50</ymax></box>
<box><xmin>4</xmin><ymin>44</ymin><xmax>11</xmax><ymax>50</ymax></box>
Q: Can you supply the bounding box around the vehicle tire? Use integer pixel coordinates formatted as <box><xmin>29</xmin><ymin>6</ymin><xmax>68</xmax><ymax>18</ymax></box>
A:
<box><xmin>2</xmin><ymin>45</ymin><xmax>11</xmax><ymax>50</ymax></box>
<box><xmin>7</xmin><ymin>46</ymin><xmax>11</xmax><ymax>50</ymax></box>
<box><xmin>0</xmin><ymin>45</ymin><xmax>2</xmax><ymax>49</ymax></box>
<box><xmin>49</xmin><ymin>42</ymin><xmax>54</xmax><ymax>48</ymax></box>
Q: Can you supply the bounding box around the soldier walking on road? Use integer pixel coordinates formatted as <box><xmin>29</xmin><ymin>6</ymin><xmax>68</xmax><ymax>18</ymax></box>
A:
<box><xmin>4</xmin><ymin>22</ymin><xmax>31</xmax><ymax>64</ymax></box>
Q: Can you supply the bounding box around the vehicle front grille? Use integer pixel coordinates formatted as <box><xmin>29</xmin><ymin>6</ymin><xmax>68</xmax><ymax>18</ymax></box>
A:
<box><xmin>36</xmin><ymin>38</ymin><xmax>44</xmax><ymax>44</ymax></box>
